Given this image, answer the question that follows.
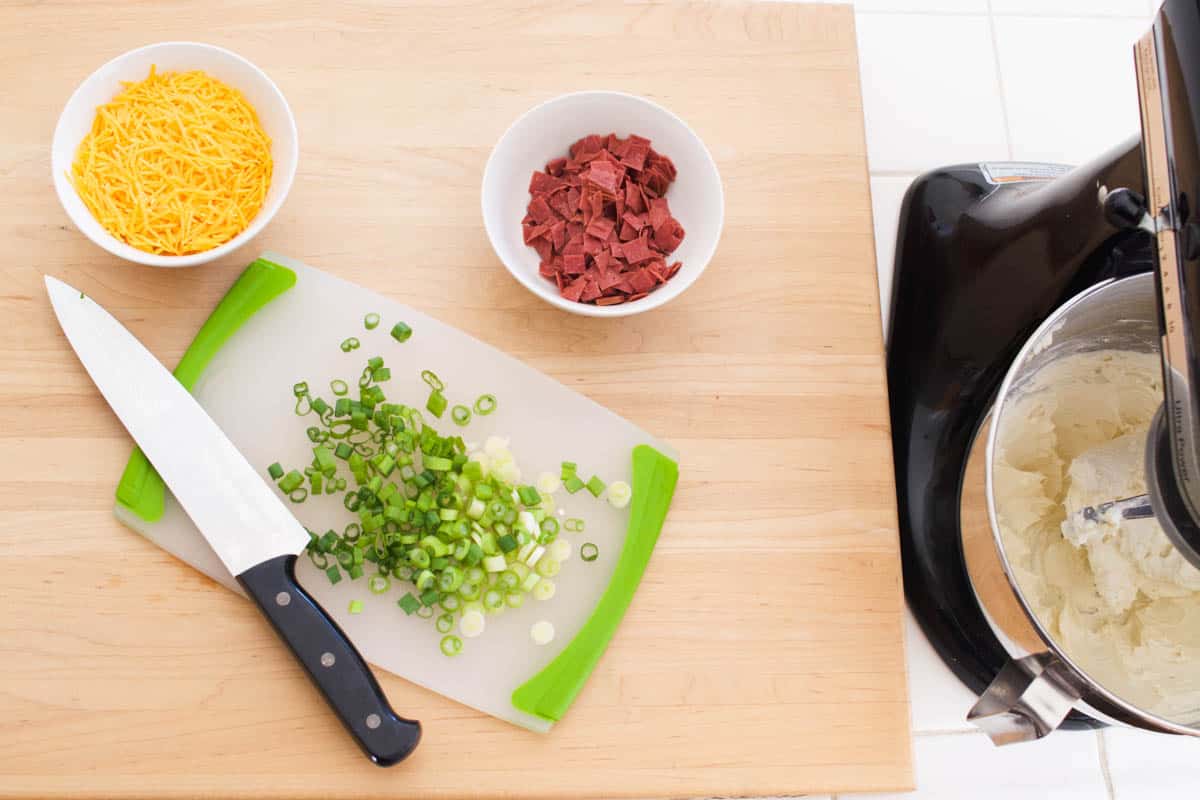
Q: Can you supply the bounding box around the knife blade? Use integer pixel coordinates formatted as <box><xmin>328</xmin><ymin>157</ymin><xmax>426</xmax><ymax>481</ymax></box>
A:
<box><xmin>45</xmin><ymin>276</ymin><xmax>420</xmax><ymax>767</ymax></box>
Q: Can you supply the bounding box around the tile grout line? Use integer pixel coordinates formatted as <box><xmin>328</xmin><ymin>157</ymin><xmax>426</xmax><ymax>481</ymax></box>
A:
<box><xmin>985</xmin><ymin>0</ymin><xmax>1016</xmax><ymax>160</ymax></box>
<box><xmin>1097</xmin><ymin>729</ymin><xmax>1118</xmax><ymax>800</ymax></box>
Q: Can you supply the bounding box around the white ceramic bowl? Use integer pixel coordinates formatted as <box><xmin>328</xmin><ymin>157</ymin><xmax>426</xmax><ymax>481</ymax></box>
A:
<box><xmin>51</xmin><ymin>42</ymin><xmax>298</xmax><ymax>268</ymax></box>
<box><xmin>481</xmin><ymin>91</ymin><xmax>723</xmax><ymax>317</ymax></box>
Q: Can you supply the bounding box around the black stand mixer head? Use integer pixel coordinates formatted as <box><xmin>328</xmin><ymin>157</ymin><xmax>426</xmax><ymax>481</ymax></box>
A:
<box><xmin>886</xmin><ymin>0</ymin><xmax>1200</xmax><ymax>730</ymax></box>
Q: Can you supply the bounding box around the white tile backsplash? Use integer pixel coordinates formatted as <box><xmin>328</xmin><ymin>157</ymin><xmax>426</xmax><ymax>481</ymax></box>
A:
<box><xmin>993</xmin><ymin>15</ymin><xmax>1151</xmax><ymax>165</ymax></box>
<box><xmin>857</xmin><ymin>730</ymin><xmax>1108</xmax><ymax>800</ymax></box>
<box><xmin>856</xmin><ymin>13</ymin><xmax>1010</xmax><ymax>172</ymax></box>
<box><xmin>1103</xmin><ymin>729</ymin><xmax>1200</xmax><ymax>799</ymax></box>
<box><xmin>990</xmin><ymin>0</ymin><xmax>1152</xmax><ymax>16</ymax></box>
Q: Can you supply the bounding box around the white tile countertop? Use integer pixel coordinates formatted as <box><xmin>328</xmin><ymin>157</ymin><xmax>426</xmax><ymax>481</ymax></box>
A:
<box><xmin>727</xmin><ymin>2</ymin><xmax>1198</xmax><ymax>797</ymax></box>
<box><xmin>845</xmin><ymin>1</ymin><xmax>1200</xmax><ymax>798</ymax></box>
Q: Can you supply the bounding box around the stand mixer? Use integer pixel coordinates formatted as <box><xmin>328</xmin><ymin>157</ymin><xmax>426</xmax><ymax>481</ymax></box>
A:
<box><xmin>887</xmin><ymin>0</ymin><xmax>1200</xmax><ymax>743</ymax></box>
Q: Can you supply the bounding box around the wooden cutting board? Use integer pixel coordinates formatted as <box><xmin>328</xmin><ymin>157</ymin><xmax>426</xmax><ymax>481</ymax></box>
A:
<box><xmin>0</xmin><ymin>1</ymin><xmax>912</xmax><ymax>797</ymax></box>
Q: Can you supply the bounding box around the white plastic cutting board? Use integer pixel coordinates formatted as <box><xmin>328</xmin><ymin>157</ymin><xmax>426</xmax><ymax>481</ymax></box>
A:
<box><xmin>114</xmin><ymin>251</ymin><xmax>676</xmax><ymax>732</ymax></box>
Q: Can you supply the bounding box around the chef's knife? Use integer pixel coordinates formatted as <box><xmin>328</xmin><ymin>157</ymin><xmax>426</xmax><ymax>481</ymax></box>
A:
<box><xmin>45</xmin><ymin>276</ymin><xmax>421</xmax><ymax>767</ymax></box>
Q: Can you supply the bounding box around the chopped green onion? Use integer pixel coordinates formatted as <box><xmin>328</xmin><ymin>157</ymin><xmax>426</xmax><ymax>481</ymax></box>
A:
<box><xmin>368</xmin><ymin>574</ymin><xmax>390</xmax><ymax>594</ymax></box>
<box><xmin>530</xmin><ymin>620</ymin><xmax>555</xmax><ymax>645</ymax></box>
<box><xmin>505</xmin><ymin>591</ymin><xmax>525</xmax><ymax>609</ymax></box>
<box><xmin>451</xmin><ymin>404</ymin><xmax>471</xmax><ymax>426</ymax></box>
<box><xmin>441</xmin><ymin>594</ymin><xmax>461</xmax><ymax>612</ymax></box>
<box><xmin>533</xmin><ymin>578</ymin><xmax>556</xmax><ymax>600</ymax></box>
<box><xmin>536</xmin><ymin>472</ymin><xmax>561</xmax><ymax>494</ymax></box>
<box><xmin>482</xmin><ymin>588</ymin><xmax>504</xmax><ymax>611</ymax></box>
<box><xmin>435</xmin><ymin>613</ymin><xmax>454</xmax><ymax>634</ymax></box>
<box><xmin>278</xmin><ymin>470</ymin><xmax>304</xmax><ymax>493</ymax></box>
<box><xmin>563</xmin><ymin>475</ymin><xmax>585</xmax><ymax>494</ymax></box>
<box><xmin>294</xmin><ymin>395</ymin><xmax>311</xmax><ymax>415</ymax></box>
<box><xmin>330</xmin><ymin>379</ymin><xmax>349</xmax><ymax>396</ymax></box>
<box><xmin>440</xmin><ymin>634</ymin><xmax>463</xmax><ymax>657</ymax></box>
<box><xmin>326</xmin><ymin>565</ymin><xmax>343</xmax><ymax>584</ymax></box>
<box><xmin>420</xmin><ymin>369</ymin><xmax>443</xmax><ymax>391</ymax></box>
<box><xmin>549</xmin><ymin>537</ymin><xmax>571</xmax><ymax>562</ymax></box>
<box><xmin>340</xmin><ymin>336</ymin><xmax>360</xmax><ymax>352</ymax></box>
<box><xmin>606</xmin><ymin>480</ymin><xmax>632</xmax><ymax>509</ymax></box>
<box><xmin>416</xmin><ymin>605</ymin><xmax>435</xmax><ymax>619</ymax></box>
<box><xmin>540</xmin><ymin>517</ymin><xmax>560</xmax><ymax>537</ymax></box>
<box><xmin>293</xmin><ymin>381</ymin><xmax>309</xmax><ymax>397</ymax></box>
<box><xmin>564</xmin><ymin>517</ymin><xmax>585</xmax><ymax>533</ymax></box>
<box><xmin>267</xmin><ymin>462</ymin><xmax>284</xmax><ymax>480</ymax></box>
<box><xmin>349</xmin><ymin>599</ymin><xmax>364</xmax><ymax>614</ymax></box>
<box><xmin>535</xmin><ymin>556</ymin><xmax>560</xmax><ymax>578</ymax></box>
<box><xmin>364</xmin><ymin>312</ymin><xmax>381</xmax><ymax>330</ymax></box>
<box><xmin>580</xmin><ymin>542</ymin><xmax>599</xmax><ymax>562</ymax></box>
<box><xmin>424</xmin><ymin>455</ymin><xmax>452</xmax><ymax>471</ymax></box>
<box><xmin>390</xmin><ymin>322</ymin><xmax>413</xmax><ymax>343</ymax></box>
<box><xmin>474</xmin><ymin>394</ymin><xmax>497</xmax><ymax>416</ymax></box>
<box><xmin>518</xmin><ymin>485</ymin><xmax>541</xmax><ymax>506</ymax></box>
<box><xmin>426</xmin><ymin>389</ymin><xmax>447</xmax><ymax>418</ymax></box>
<box><xmin>397</xmin><ymin>593</ymin><xmax>421</xmax><ymax>615</ymax></box>
<box><xmin>586</xmin><ymin>475</ymin><xmax>606</xmax><ymax>497</ymax></box>
<box><xmin>459</xmin><ymin>609</ymin><xmax>485</xmax><ymax>638</ymax></box>
<box><xmin>560</xmin><ymin>461</ymin><xmax>577</xmax><ymax>480</ymax></box>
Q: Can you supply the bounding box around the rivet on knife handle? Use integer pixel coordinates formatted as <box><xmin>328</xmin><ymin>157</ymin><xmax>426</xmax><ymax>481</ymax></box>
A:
<box><xmin>237</xmin><ymin>554</ymin><xmax>422</xmax><ymax>766</ymax></box>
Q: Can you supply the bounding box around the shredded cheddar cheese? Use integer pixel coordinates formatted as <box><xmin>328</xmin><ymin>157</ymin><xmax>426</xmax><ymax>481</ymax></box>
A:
<box><xmin>70</xmin><ymin>66</ymin><xmax>273</xmax><ymax>256</ymax></box>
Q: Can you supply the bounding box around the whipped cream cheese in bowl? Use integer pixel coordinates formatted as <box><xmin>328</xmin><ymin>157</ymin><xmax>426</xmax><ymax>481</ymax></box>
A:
<box><xmin>965</xmin><ymin>272</ymin><xmax>1200</xmax><ymax>743</ymax></box>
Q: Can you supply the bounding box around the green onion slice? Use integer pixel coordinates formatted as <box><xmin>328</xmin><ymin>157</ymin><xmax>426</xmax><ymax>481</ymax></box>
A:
<box><xmin>474</xmin><ymin>393</ymin><xmax>497</xmax><ymax>416</ymax></box>
<box><xmin>330</xmin><ymin>379</ymin><xmax>349</xmax><ymax>396</ymax></box>
<box><xmin>440</xmin><ymin>634</ymin><xmax>463</xmax><ymax>656</ymax></box>
<box><xmin>451</xmin><ymin>404</ymin><xmax>471</xmax><ymax>426</ymax></box>
<box><xmin>391</xmin><ymin>322</ymin><xmax>413</xmax><ymax>343</ymax></box>
<box><xmin>420</xmin><ymin>369</ymin><xmax>443</xmax><ymax>391</ymax></box>
<box><xmin>364</xmin><ymin>312</ymin><xmax>381</xmax><ymax>330</ymax></box>
<box><xmin>580</xmin><ymin>542</ymin><xmax>599</xmax><ymax>562</ymax></box>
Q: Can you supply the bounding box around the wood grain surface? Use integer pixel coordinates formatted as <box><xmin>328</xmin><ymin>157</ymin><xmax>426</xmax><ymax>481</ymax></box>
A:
<box><xmin>0</xmin><ymin>1</ymin><xmax>912</xmax><ymax>797</ymax></box>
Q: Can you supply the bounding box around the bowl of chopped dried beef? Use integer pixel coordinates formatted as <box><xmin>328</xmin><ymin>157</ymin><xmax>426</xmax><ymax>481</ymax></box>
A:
<box><xmin>481</xmin><ymin>91</ymin><xmax>723</xmax><ymax>316</ymax></box>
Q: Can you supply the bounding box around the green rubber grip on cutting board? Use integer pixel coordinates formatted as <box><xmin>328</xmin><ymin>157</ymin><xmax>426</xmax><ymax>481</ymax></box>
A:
<box><xmin>115</xmin><ymin>258</ymin><xmax>297</xmax><ymax>522</ymax></box>
<box><xmin>511</xmin><ymin>444</ymin><xmax>678</xmax><ymax>722</ymax></box>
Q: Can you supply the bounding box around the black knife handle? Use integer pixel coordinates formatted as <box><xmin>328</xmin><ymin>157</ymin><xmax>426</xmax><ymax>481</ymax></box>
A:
<box><xmin>236</xmin><ymin>554</ymin><xmax>421</xmax><ymax>766</ymax></box>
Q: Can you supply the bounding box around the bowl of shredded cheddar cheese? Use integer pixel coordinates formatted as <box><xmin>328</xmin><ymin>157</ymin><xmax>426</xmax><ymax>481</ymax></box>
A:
<box><xmin>52</xmin><ymin>42</ymin><xmax>298</xmax><ymax>267</ymax></box>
